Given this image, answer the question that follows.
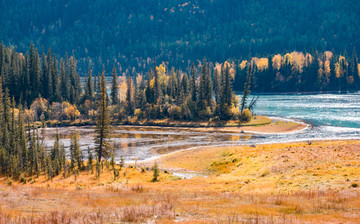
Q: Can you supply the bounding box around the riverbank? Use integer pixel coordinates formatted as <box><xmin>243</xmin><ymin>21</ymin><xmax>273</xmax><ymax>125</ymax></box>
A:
<box><xmin>1</xmin><ymin>140</ymin><xmax>359</xmax><ymax>223</ymax></box>
<box><xmin>45</xmin><ymin>115</ymin><xmax>307</xmax><ymax>134</ymax></box>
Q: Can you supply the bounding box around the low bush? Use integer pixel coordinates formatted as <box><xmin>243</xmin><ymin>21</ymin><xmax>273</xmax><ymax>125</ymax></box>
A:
<box><xmin>240</xmin><ymin>108</ymin><xmax>252</xmax><ymax>122</ymax></box>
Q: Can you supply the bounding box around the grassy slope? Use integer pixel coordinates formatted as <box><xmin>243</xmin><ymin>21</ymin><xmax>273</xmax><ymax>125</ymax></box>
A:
<box><xmin>1</xmin><ymin>140</ymin><xmax>359</xmax><ymax>223</ymax></box>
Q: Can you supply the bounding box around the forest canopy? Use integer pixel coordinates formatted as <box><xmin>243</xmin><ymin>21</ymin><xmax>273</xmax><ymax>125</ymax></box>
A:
<box><xmin>0</xmin><ymin>0</ymin><xmax>359</xmax><ymax>73</ymax></box>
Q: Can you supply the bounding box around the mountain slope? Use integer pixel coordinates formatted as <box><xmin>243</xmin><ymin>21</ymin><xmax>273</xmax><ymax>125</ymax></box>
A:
<box><xmin>0</xmin><ymin>0</ymin><xmax>359</xmax><ymax>72</ymax></box>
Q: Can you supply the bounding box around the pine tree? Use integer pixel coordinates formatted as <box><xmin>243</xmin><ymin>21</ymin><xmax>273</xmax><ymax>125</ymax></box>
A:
<box><xmin>120</xmin><ymin>155</ymin><xmax>125</xmax><ymax>170</ymax></box>
<box><xmin>241</xmin><ymin>64</ymin><xmax>252</xmax><ymax>113</ymax></box>
<box><xmin>350</xmin><ymin>47</ymin><xmax>359</xmax><ymax>89</ymax></box>
<box><xmin>17</xmin><ymin>104</ymin><xmax>27</xmax><ymax>171</ymax></box>
<box><xmin>52</xmin><ymin>55</ymin><xmax>60</xmax><ymax>101</ymax></box>
<box><xmin>125</xmin><ymin>74</ymin><xmax>133</xmax><ymax>115</ymax></box>
<box><xmin>29</xmin><ymin>43</ymin><xmax>41</xmax><ymax>101</ymax></box>
<box><xmin>151</xmin><ymin>161</ymin><xmax>159</xmax><ymax>182</ymax></box>
<box><xmin>70</xmin><ymin>131</ymin><xmax>82</xmax><ymax>170</ymax></box>
<box><xmin>69</xmin><ymin>56</ymin><xmax>77</xmax><ymax>104</ymax></box>
<box><xmin>84</xmin><ymin>65</ymin><xmax>94</xmax><ymax>101</ymax></box>
<box><xmin>145</xmin><ymin>68</ymin><xmax>154</xmax><ymax>104</ymax></box>
<box><xmin>198</xmin><ymin>60</ymin><xmax>207</xmax><ymax>112</ymax></box>
<box><xmin>46</xmin><ymin>48</ymin><xmax>53</xmax><ymax>99</ymax></box>
<box><xmin>190</xmin><ymin>63</ymin><xmax>197</xmax><ymax>102</ymax></box>
<box><xmin>60</xmin><ymin>58</ymin><xmax>68</xmax><ymax>101</ymax></box>
<box><xmin>110</xmin><ymin>64</ymin><xmax>120</xmax><ymax>105</ymax></box>
<box><xmin>110</xmin><ymin>147</ymin><xmax>118</xmax><ymax>180</ymax></box>
<box><xmin>87</xmin><ymin>146</ymin><xmax>93</xmax><ymax>173</ymax></box>
<box><xmin>59</xmin><ymin>143</ymin><xmax>66</xmax><ymax>175</ymax></box>
<box><xmin>218</xmin><ymin>63</ymin><xmax>233</xmax><ymax>120</ymax></box>
<box><xmin>94</xmin><ymin>70</ymin><xmax>111</xmax><ymax>163</ymax></box>
<box><xmin>266</xmin><ymin>56</ymin><xmax>275</xmax><ymax>92</ymax></box>
<box><xmin>51</xmin><ymin>130</ymin><xmax>60</xmax><ymax>161</ymax></box>
<box><xmin>179</xmin><ymin>72</ymin><xmax>189</xmax><ymax>104</ymax></box>
<box><xmin>213</xmin><ymin>68</ymin><xmax>221</xmax><ymax>104</ymax></box>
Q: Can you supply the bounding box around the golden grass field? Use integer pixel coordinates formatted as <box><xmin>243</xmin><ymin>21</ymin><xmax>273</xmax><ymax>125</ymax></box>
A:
<box><xmin>1</xmin><ymin>140</ymin><xmax>360</xmax><ymax>223</ymax></box>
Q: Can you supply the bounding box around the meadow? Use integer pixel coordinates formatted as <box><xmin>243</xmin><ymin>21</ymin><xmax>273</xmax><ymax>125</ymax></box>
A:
<box><xmin>1</xmin><ymin>140</ymin><xmax>359</xmax><ymax>223</ymax></box>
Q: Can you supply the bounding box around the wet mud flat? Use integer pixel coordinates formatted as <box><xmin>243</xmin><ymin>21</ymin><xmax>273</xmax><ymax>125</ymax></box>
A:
<box><xmin>42</xmin><ymin>120</ymin><xmax>360</xmax><ymax>163</ymax></box>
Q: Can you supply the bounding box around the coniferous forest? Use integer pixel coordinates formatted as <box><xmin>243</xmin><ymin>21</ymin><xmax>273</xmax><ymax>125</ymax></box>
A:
<box><xmin>0</xmin><ymin>0</ymin><xmax>359</xmax><ymax>73</ymax></box>
<box><xmin>0</xmin><ymin>42</ymin><xmax>359</xmax><ymax>124</ymax></box>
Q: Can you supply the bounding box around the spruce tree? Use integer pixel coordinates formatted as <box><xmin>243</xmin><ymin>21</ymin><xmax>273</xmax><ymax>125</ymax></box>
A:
<box><xmin>87</xmin><ymin>146</ymin><xmax>93</xmax><ymax>173</ymax></box>
<box><xmin>60</xmin><ymin>58</ymin><xmax>68</xmax><ymax>101</ymax></box>
<box><xmin>52</xmin><ymin>55</ymin><xmax>60</xmax><ymax>101</ymax></box>
<box><xmin>151</xmin><ymin>161</ymin><xmax>159</xmax><ymax>182</ymax></box>
<box><xmin>145</xmin><ymin>68</ymin><xmax>154</xmax><ymax>104</ymax></box>
<box><xmin>198</xmin><ymin>60</ymin><xmax>207</xmax><ymax>112</ymax></box>
<box><xmin>94</xmin><ymin>70</ymin><xmax>111</xmax><ymax>163</ymax></box>
<box><xmin>84</xmin><ymin>65</ymin><xmax>94</xmax><ymax>101</ymax></box>
<box><xmin>110</xmin><ymin>64</ymin><xmax>120</xmax><ymax>105</ymax></box>
<box><xmin>29</xmin><ymin>43</ymin><xmax>42</xmax><ymax>101</ymax></box>
<box><xmin>190</xmin><ymin>63</ymin><xmax>197</xmax><ymax>102</ymax></box>
<box><xmin>125</xmin><ymin>74</ymin><xmax>133</xmax><ymax>115</ymax></box>
<box><xmin>213</xmin><ymin>68</ymin><xmax>221</xmax><ymax>104</ymax></box>
<box><xmin>70</xmin><ymin>131</ymin><xmax>82</xmax><ymax>170</ymax></box>
<box><xmin>241</xmin><ymin>64</ymin><xmax>252</xmax><ymax>113</ymax></box>
<box><xmin>17</xmin><ymin>104</ymin><xmax>28</xmax><ymax>171</ymax></box>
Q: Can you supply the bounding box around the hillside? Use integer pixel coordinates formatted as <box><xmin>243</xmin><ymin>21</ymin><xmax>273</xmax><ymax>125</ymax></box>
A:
<box><xmin>0</xmin><ymin>0</ymin><xmax>359</xmax><ymax>73</ymax></box>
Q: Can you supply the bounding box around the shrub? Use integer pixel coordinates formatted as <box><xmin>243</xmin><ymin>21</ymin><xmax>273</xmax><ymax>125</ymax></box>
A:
<box><xmin>134</xmin><ymin>108</ymin><xmax>144</xmax><ymax>119</ymax></box>
<box><xmin>168</xmin><ymin>105</ymin><xmax>182</xmax><ymax>120</ymax></box>
<box><xmin>151</xmin><ymin>162</ymin><xmax>159</xmax><ymax>182</ymax></box>
<box><xmin>240</xmin><ymin>108</ymin><xmax>252</xmax><ymax>122</ymax></box>
<box><xmin>199</xmin><ymin>106</ymin><xmax>212</xmax><ymax>120</ymax></box>
<box><xmin>209</xmin><ymin>116</ymin><xmax>221</xmax><ymax>122</ymax></box>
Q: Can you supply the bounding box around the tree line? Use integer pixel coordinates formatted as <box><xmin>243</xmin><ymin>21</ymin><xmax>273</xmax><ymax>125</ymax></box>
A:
<box><xmin>235</xmin><ymin>50</ymin><xmax>360</xmax><ymax>93</ymax></box>
<box><xmin>1</xmin><ymin>43</ymin><xmax>359</xmax><ymax>123</ymax></box>
<box><xmin>0</xmin><ymin>42</ymin><xmax>258</xmax><ymax>122</ymax></box>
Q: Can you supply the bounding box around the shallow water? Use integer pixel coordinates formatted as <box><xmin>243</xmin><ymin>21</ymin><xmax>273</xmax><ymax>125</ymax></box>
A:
<box><xmin>253</xmin><ymin>93</ymin><xmax>360</xmax><ymax>128</ymax></box>
<box><xmin>43</xmin><ymin>93</ymin><xmax>360</xmax><ymax>162</ymax></box>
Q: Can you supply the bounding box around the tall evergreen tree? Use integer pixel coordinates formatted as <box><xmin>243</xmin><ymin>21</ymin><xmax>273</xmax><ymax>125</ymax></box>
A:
<box><xmin>29</xmin><ymin>43</ymin><xmax>41</xmax><ymax>100</ymax></box>
<box><xmin>241</xmin><ymin>64</ymin><xmax>252</xmax><ymax>113</ymax></box>
<box><xmin>125</xmin><ymin>74</ymin><xmax>134</xmax><ymax>115</ymax></box>
<box><xmin>213</xmin><ymin>68</ymin><xmax>221</xmax><ymax>104</ymax></box>
<box><xmin>84</xmin><ymin>65</ymin><xmax>94</xmax><ymax>100</ymax></box>
<box><xmin>70</xmin><ymin>131</ymin><xmax>82</xmax><ymax>170</ymax></box>
<box><xmin>94</xmin><ymin>70</ymin><xmax>111</xmax><ymax>162</ymax></box>
<box><xmin>110</xmin><ymin>64</ymin><xmax>120</xmax><ymax>105</ymax></box>
<box><xmin>190</xmin><ymin>63</ymin><xmax>197</xmax><ymax>103</ymax></box>
<box><xmin>60</xmin><ymin>58</ymin><xmax>68</xmax><ymax>101</ymax></box>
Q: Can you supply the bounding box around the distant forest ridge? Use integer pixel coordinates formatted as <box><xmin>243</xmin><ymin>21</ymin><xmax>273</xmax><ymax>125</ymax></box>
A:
<box><xmin>0</xmin><ymin>0</ymin><xmax>359</xmax><ymax>73</ymax></box>
<box><xmin>0</xmin><ymin>43</ymin><xmax>359</xmax><ymax>109</ymax></box>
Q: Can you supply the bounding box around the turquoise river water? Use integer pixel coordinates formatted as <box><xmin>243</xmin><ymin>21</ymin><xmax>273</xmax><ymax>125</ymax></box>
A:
<box><xmin>44</xmin><ymin>93</ymin><xmax>360</xmax><ymax>162</ymax></box>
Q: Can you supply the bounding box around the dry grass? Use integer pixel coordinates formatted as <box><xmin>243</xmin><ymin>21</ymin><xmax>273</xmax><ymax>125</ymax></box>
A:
<box><xmin>1</xmin><ymin>140</ymin><xmax>360</xmax><ymax>223</ymax></box>
<box><xmin>160</xmin><ymin>140</ymin><xmax>360</xmax><ymax>192</ymax></box>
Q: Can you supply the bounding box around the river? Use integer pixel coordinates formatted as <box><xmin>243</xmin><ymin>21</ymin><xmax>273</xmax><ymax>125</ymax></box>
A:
<box><xmin>43</xmin><ymin>93</ymin><xmax>360</xmax><ymax>162</ymax></box>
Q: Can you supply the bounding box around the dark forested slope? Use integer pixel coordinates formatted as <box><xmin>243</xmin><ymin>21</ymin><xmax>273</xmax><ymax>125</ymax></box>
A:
<box><xmin>0</xmin><ymin>0</ymin><xmax>359</xmax><ymax>73</ymax></box>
